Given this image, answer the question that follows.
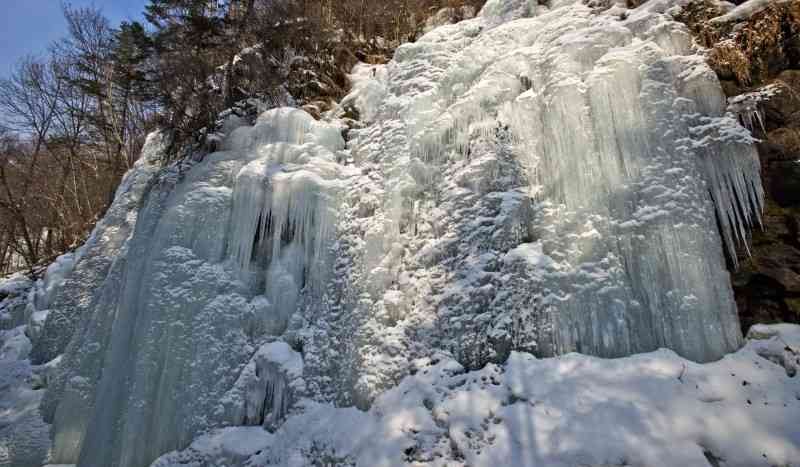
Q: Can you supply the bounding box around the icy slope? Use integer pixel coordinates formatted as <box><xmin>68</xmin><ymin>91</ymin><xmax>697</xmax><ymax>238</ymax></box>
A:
<box><xmin>25</xmin><ymin>0</ymin><xmax>773</xmax><ymax>466</ymax></box>
<box><xmin>151</xmin><ymin>324</ymin><xmax>800</xmax><ymax>467</ymax></box>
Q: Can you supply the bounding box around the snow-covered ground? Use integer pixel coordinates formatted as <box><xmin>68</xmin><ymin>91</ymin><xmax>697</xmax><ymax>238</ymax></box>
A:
<box><xmin>151</xmin><ymin>323</ymin><xmax>800</xmax><ymax>467</ymax></box>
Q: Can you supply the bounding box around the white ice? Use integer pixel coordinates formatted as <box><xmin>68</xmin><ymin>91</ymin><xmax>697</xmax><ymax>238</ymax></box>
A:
<box><xmin>13</xmin><ymin>0</ymin><xmax>777</xmax><ymax>466</ymax></box>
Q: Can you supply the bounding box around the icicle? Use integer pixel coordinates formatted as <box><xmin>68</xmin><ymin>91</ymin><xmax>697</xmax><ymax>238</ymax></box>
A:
<box><xmin>691</xmin><ymin>114</ymin><xmax>764</xmax><ymax>265</ymax></box>
<box><xmin>727</xmin><ymin>84</ymin><xmax>780</xmax><ymax>134</ymax></box>
<box><xmin>225</xmin><ymin>108</ymin><xmax>348</xmax><ymax>334</ymax></box>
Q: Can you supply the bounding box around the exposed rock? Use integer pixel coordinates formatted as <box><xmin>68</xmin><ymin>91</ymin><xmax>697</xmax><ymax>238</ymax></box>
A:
<box><xmin>762</xmin><ymin>128</ymin><xmax>800</xmax><ymax>160</ymax></box>
<box><xmin>771</xmin><ymin>161</ymin><xmax>800</xmax><ymax>207</ymax></box>
<box><xmin>677</xmin><ymin>0</ymin><xmax>800</xmax><ymax>332</ymax></box>
<box><xmin>762</xmin><ymin>71</ymin><xmax>800</xmax><ymax>128</ymax></box>
<box><xmin>752</xmin><ymin>243</ymin><xmax>800</xmax><ymax>292</ymax></box>
<box><xmin>677</xmin><ymin>0</ymin><xmax>800</xmax><ymax>87</ymax></box>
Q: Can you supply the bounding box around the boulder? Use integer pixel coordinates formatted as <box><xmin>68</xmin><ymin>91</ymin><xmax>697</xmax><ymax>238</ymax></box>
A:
<box><xmin>763</xmin><ymin>71</ymin><xmax>800</xmax><ymax>128</ymax></box>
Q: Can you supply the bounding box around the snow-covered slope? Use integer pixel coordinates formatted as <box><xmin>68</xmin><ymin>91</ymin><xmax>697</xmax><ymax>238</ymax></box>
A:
<box><xmin>151</xmin><ymin>323</ymin><xmax>800</xmax><ymax>467</ymax></box>
<box><xmin>4</xmin><ymin>0</ymin><xmax>791</xmax><ymax>466</ymax></box>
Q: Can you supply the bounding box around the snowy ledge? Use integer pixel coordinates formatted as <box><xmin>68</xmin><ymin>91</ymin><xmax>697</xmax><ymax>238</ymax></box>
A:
<box><xmin>710</xmin><ymin>0</ymin><xmax>794</xmax><ymax>24</ymax></box>
<box><xmin>152</xmin><ymin>324</ymin><xmax>800</xmax><ymax>467</ymax></box>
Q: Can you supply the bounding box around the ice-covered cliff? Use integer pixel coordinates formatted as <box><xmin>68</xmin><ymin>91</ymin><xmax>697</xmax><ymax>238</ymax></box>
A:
<box><xmin>4</xmin><ymin>0</ymin><xmax>792</xmax><ymax>466</ymax></box>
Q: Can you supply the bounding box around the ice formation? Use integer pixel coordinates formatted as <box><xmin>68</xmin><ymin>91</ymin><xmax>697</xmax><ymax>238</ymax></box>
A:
<box><xmin>152</xmin><ymin>324</ymin><xmax>800</xmax><ymax>467</ymax></box>
<box><xmin>4</xmin><ymin>0</ymin><xmax>778</xmax><ymax>466</ymax></box>
<box><xmin>318</xmin><ymin>0</ymin><xmax>764</xmax><ymax>380</ymax></box>
<box><xmin>34</xmin><ymin>107</ymin><xmax>350</xmax><ymax>467</ymax></box>
<box><xmin>220</xmin><ymin>341</ymin><xmax>305</xmax><ymax>431</ymax></box>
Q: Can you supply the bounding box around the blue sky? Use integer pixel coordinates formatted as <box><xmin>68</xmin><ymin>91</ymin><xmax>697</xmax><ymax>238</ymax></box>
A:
<box><xmin>0</xmin><ymin>0</ymin><xmax>150</xmax><ymax>77</ymax></box>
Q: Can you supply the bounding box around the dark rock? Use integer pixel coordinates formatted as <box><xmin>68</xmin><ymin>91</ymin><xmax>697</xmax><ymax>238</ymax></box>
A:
<box><xmin>751</xmin><ymin>243</ymin><xmax>800</xmax><ymax>291</ymax></box>
<box><xmin>719</xmin><ymin>79</ymin><xmax>743</xmax><ymax>98</ymax></box>
<box><xmin>787</xmin><ymin>35</ymin><xmax>800</xmax><ymax>69</ymax></box>
<box><xmin>761</xmin><ymin>210</ymin><xmax>792</xmax><ymax>240</ymax></box>
<box><xmin>734</xmin><ymin>276</ymin><xmax>794</xmax><ymax>332</ymax></box>
<box><xmin>769</xmin><ymin>161</ymin><xmax>800</xmax><ymax>207</ymax></box>
<box><xmin>762</xmin><ymin>71</ymin><xmax>800</xmax><ymax>128</ymax></box>
<box><xmin>763</xmin><ymin>128</ymin><xmax>800</xmax><ymax>160</ymax></box>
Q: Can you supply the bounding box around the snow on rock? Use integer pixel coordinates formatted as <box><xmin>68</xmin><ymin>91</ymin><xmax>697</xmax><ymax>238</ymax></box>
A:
<box><xmin>0</xmin><ymin>273</ymin><xmax>32</xmax><ymax>330</ymax></box>
<box><xmin>150</xmin><ymin>427</ymin><xmax>274</xmax><ymax>467</ymax></box>
<box><xmin>711</xmin><ymin>0</ymin><xmax>794</xmax><ymax>24</ymax></box>
<box><xmin>727</xmin><ymin>84</ymin><xmax>782</xmax><ymax>132</ymax></box>
<box><xmin>219</xmin><ymin>341</ymin><xmax>305</xmax><ymax>431</ymax></box>
<box><xmin>423</xmin><ymin>5</ymin><xmax>478</xmax><ymax>33</ymax></box>
<box><xmin>152</xmin><ymin>324</ymin><xmax>800</xmax><ymax>467</ymax></box>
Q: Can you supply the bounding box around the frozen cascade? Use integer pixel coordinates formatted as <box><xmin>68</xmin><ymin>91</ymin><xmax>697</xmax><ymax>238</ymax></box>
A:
<box><xmin>41</xmin><ymin>108</ymin><xmax>349</xmax><ymax>467</ymax></box>
<box><xmin>227</xmin><ymin>108</ymin><xmax>348</xmax><ymax>332</ymax></box>
<box><xmin>25</xmin><ymin>0</ymin><xmax>771</xmax><ymax>466</ymax></box>
<box><xmin>328</xmin><ymin>0</ymin><xmax>763</xmax><ymax>390</ymax></box>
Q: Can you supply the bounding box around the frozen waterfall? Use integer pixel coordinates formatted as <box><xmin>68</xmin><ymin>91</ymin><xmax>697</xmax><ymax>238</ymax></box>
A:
<box><xmin>33</xmin><ymin>1</ymin><xmax>765</xmax><ymax>466</ymax></box>
<box><xmin>42</xmin><ymin>108</ymin><xmax>351</xmax><ymax>467</ymax></box>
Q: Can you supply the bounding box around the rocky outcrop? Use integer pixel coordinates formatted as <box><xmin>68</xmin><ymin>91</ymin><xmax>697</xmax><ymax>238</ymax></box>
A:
<box><xmin>677</xmin><ymin>0</ymin><xmax>800</xmax><ymax>332</ymax></box>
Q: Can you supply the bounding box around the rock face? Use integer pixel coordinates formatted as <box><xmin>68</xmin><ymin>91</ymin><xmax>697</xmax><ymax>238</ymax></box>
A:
<box><xmin>676</xmin><ymin>0</ymin><xmax>800</xmax><ymax>332</ymax></box>
<box><xmin>19</xmin><ymin>1</ymin><xmax>771</xmax><ymax>466</ymax></box>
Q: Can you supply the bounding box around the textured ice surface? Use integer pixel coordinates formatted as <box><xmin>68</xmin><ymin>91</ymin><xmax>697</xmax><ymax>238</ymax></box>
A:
<box><xmin>317</xmin><ymin>0</ymin><xmax>761</xmax><ymax>389</ymax></box>
<box><xmin>0</xmin><ymin>328</ymin><xmax>50</xmax><ymax>467</ymax></box>
<box><xmin>30</xmin><ymin>131</ymin><xmax>165</xmax><ymax>365</ymax></box>
<box><xmin>23</xmin><ymin>0</ymin><xmax>772</xmax><ymax>466</ymax></box>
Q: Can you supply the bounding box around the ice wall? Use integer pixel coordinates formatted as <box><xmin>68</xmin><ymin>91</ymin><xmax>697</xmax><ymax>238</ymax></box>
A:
<box><xmin>319</xmin><ymin>0</ymin><xmax>761</xmax><ymax>397</ymax></box>
<box><xmin>32</xmin><ymin>0</ymin><xmax>767</xmax><ymax>466</ymax></box>
<box><xmin>42</xmin><ymin>109</ymin><xmax>349</xmax><ymax>467</ymax></box>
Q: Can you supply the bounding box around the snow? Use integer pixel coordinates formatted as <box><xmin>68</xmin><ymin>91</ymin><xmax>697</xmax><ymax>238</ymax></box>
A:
<box><xmin>150</xmin><ymin>427</ymin><xmax>273</xmax><ymax>467</ymax></box>
<box><xmin>727</xmin><ymin>84</ymin><xmax>782</xmax><ymax>133</ymax></box>
<box><xmin>152</xmin><ymin>324</ymin><xmax>800</xmax><ymax>467</ymax></box>
<box><xmin>0</xmin><ymin>273</ymin><xmax>31</xmax><ymax>329</ymax></box>
<box><xmin>219</xmin><ymin>341</ymin><xmax>305</xmax><ymax>431</ymax></box>
<box><xmin>4</xmin><ymin>0</ymin><xmax>780</xmax><ymax>466</ymax></box>
<box><xmin>0</xmin><ymin>323</ymin><xmax>50</xmax><ymax>467</ymax></box>
<box><xmin>503</xmin><ymin>241</ymin><xmax>554</xmax><ymax>270</ymax></box>
<box><xmin>337</xmin><ymin>63</ymin><xmax>388</xmax><ymax>124</ymax></box>
<box><xmin>0</xmin><ymin>275</ymin><xmax>51</xmax><ymax>466</ymax></box>
<box><xmin>711</xmin><ymin>0</ymin><xmax>793</xmax><ymax>24</ymax></box>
